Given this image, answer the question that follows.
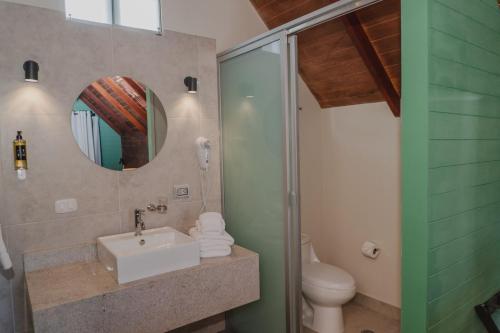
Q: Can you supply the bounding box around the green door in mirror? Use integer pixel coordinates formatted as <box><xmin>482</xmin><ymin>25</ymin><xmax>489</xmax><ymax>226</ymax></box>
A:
<box><xmin>70</xmin><ymin>76</ymin><xmax>167</xmax><ymax>171</ymax></box>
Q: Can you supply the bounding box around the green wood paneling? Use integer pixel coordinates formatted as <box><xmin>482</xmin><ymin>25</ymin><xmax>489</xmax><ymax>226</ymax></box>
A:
<box><xmin>429</xmin><ymin>202</ymin><xmax>500</xmax><ymax>248</ymax></box>
<box><xmin>429</xmin><ymin>161</ymin><xmax>500</xmax><ymax>194</ymax></box>
<box><xmin>404</xmin><ymin>0</ymin><xmax>500</xmax><ymax>331</ymax></box>
<box><xmin>401</xmin><ymin>0</ymin><xmax>430</xmax><ymax>331</ymax></box>
<box><xmin>425</xmin><ymin>0</ymin><xmax>500</xmax><ymax>331</ymax></box>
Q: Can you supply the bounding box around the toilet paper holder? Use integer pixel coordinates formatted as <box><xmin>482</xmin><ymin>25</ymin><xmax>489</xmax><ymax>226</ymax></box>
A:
<box><xmin>361</xmin><ymin>241</ymin><xmax>381</xmax><ymax>259</ymax></box>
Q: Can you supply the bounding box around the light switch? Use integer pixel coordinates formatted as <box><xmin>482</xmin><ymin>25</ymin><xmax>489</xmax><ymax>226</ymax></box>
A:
<box><xmin>174</xmin><ymin>185</ymin><xmax>191</xmax><ymax>201</ymax></box>
<box><xmin>55</xmin><ymin>199</ymin><xmax>78</xmax><ymax>214</ymax></box>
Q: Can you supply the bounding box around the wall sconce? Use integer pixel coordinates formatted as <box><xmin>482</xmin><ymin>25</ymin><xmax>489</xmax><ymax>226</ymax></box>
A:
<box><xmin>184</xmin><ymin>76</ymin><xmax>198</xmax><ymax>94</ymax></box>
<box><xmin>23</xmin><ymin>60</ymin><xmax>39</xmax><ymax>82</ymax></box>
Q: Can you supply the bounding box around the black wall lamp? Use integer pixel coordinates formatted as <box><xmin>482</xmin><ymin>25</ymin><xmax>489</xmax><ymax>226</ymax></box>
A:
<box><xmin>23</xmin><ymin>60</ymin><xmax>39</xmax><ymax>82</ymax></box>
<box><xmin>184</xmin><ymin>76</ymin><xmax>198</xmax><ymax>94</ymax></box>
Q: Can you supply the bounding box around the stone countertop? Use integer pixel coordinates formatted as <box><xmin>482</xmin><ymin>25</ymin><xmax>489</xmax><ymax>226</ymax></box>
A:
<box><xmin>26</xmin><ymin>246</ymin><xmax>260</xmax><ymax>333</ymax></box>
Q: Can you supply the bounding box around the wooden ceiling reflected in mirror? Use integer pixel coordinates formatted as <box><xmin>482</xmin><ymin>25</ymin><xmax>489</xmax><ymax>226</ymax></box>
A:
<box><xmin>71</xmin><ymin>76</ymin><xmax>167</xmax><ymax>171</ymax></box>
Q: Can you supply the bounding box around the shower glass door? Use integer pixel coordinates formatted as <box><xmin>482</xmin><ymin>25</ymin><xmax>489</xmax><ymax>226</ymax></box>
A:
<box><xmin>219</xmin><ymin>33</ymin><xmax>297</xmax><ymax>333</ymax></box>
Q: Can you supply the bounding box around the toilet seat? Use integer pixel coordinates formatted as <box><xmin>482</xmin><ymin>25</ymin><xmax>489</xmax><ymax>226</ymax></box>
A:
<box><xmin>303</xmin><ymin>262</ymin><xmax>355</xmax><ymax>291</ymax></box>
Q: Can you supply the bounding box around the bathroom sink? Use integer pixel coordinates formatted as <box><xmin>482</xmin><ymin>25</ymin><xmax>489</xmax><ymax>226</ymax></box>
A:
<box><xmin>97</xmin><ymin>227</ymin><xmax>200</xmax><ymax>284</ymax></box>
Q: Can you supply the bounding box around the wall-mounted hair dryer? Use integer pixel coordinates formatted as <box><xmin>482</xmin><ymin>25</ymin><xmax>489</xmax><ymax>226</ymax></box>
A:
<box><xmin>196</xmin><ymin>137</ymin><xmax>211</xmax><ymax>171</ymax></box>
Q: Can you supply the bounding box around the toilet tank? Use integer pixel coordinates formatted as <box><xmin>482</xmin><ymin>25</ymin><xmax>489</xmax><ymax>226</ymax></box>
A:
<box><xmin>301</xmin><ymin>233</ymin><xmax>312</xmax><ymax>265</ymax></box>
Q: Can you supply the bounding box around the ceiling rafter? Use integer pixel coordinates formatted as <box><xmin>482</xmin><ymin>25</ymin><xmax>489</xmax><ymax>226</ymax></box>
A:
<box><xmin>250</xmin><ymin>0</ymin><xmax>401</xmax><ymax>117</ymax></box>
<box><xmin>91</xmin><ymin>82</ymin><xmax>147</xmax><ymax>134</ymax></box>
<box><xmin>123</xmin><ymin>77</ymin><xmax>147</xmax><ymax>101</ymax></box>
<box><xmin>103</xmin><ymin>77</ymin><xmax>147</xmax><ymax>123</ymax></box>
<box><xmin>79</xmin><ymin>92</ymin><xmax>124</xmax><ymax>135</ymax></box>
<box><xmin>342</xmin><ymin>12</ymin><xmax>400</xmax><ymax>117</ymax></box>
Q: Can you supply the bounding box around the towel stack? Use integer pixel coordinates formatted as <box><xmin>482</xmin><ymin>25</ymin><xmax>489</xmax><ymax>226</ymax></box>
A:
<box><xmin>189</xmin><ymin>212</ymin><xmax>234</xmax><ymax>258</ymax></box>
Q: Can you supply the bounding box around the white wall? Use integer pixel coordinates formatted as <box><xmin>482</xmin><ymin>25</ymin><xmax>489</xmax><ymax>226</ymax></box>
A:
<box><xmin>162</xmin><ymin>0</ymin><xmax>266</xmax><ymax>52</ymax></box>
<box><xmin>300</xmin><ymin>101</ymin><xmax>401</xmax><ymax>307</ymax></box>
<box><xmin>0</xmin><ymin>0</ymin><xmax>267</xmax><ymax>53</ymax></box>
<box><xmin>298</xmin><ymin>80</ymin><xmax>324</xmax><ymax>238</ymax></box>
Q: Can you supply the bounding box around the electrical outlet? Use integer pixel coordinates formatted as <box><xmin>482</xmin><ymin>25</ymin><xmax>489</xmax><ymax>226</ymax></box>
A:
<box><xmin>174</xmin><ymin>185</ymin><xmax>191</xmax><ymax>201</ymax></box>
<box><xmin>55</xmin><ymin>198</ymin><xmax>78</xmax><ymax>214</ymax></box>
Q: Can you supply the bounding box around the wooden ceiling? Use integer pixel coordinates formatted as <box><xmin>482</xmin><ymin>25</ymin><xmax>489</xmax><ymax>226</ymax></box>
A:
<box><xmin>250</xmin><ymin>0</ymin><xmax>401</xmax><ymax>116</ymax></box>
<box><xmin>79</xmin><ymin>76</ymin><xmax>148</xmax><ymax>135</ymax></box>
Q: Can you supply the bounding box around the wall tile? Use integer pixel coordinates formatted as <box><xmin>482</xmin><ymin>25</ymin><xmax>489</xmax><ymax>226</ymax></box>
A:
<box><xmin>197</xmin><ymin>37</ymin><xmax>219</xmax><ymax>120</ymax></box>
<box><xmin>0</xmin><ymin>3</ymin><xmax>220</xmax><ymax>331</ymax></box>
<box><xmin>0</xmin><ymin>276</ymin><xmax>14</xmax><ymax>333</ymax></box>
<box><xmin>5</xmin><ymin>212</ymin><xmax>121</xmax><ymax>255</ymax></box>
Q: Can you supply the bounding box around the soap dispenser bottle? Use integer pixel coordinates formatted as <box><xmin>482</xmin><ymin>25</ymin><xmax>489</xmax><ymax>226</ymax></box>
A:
<box><xmin>13</xmin><ymin>131</ymin><xmax>28</xmax><ymax>174</ymax></box>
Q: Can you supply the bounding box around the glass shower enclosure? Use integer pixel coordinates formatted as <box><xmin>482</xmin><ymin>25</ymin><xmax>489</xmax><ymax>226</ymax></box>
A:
<box><xmin>218</xmin><ymin>32</ymin><xmax>300</xmax><ymax>333</ymax></box>
<box><xmin>217</xmin><ymin>1</ymin><xmax>381</xmax><ymax>332</ymax></box>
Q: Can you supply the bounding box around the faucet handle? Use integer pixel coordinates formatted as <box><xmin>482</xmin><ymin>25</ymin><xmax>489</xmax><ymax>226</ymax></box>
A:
<box><xmin>146</xmin><ymin>198</ymin><xmax>168</xmax><ymax>214</ymax></box>
<box><xmin>135</xmin><ymin>209</ymin><xmax>145</xmax><ymax>217</ymax></box>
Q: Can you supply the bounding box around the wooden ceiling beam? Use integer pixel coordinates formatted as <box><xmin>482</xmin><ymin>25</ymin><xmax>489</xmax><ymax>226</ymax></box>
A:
<box><xmin>103</xmin><ymin>78</ymin><xmax>147</xmax><ymax>123</ymax></box>
<box><xmin>91</xmin><ymin>82</ymin><xmax>147</xmax><ymax>134</ymax></box>
<box><xmin>122</xmin><ymin>77</ymin><xmax>146</xmax><ymax>101</ymax></box>
<box><xmin>342</xmin><ymin>12</ymin><xmax>400</xmax><ymax>117</ymax></box>
<box><xmin>79</xmin><ymin>92</ymin><xmax>124</xmax><ymax>135</ymax></box>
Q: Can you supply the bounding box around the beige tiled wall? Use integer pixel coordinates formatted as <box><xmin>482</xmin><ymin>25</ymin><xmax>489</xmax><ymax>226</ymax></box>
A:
<box><xmin>0</xmin><ymin>2</ymin><xmax>221</xmax><ymax>332</ymax></box>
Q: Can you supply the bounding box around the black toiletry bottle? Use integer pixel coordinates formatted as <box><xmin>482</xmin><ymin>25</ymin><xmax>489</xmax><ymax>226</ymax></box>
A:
<box><xmin>13</xmin><ymin>131</ymin><xmax>27</xmax><ymax>170</ymax></box>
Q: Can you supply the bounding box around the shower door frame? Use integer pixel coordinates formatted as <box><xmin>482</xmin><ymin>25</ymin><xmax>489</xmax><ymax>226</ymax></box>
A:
<box><xmin>217</xmin><ymin>30</ymin><xmax>298</xmax><ymax>332</ymax></box>
<box><xmin>217</xmin><ymin>1</ymin><xmax>382</xmax><ymax>331</ymax></box>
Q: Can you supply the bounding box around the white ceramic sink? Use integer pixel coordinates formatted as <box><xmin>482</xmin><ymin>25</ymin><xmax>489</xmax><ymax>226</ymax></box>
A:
<box><xmin>97</xmin><ymin>227</ymin><xmax>200</xmax><ymax>284</ymax></box>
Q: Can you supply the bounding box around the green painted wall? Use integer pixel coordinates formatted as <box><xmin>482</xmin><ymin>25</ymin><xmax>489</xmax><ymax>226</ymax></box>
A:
<box><xmin>401</xmin><ymin>0</ymin><xmax>429</xmax><ymax>331</ymax></box>
<box><xmin>403</xmin><ymin>0</ymin><xmax>500</xmax><ymax>332</ymax></box>
<box><xmin>98</xmin><ymin>118</ymin><xmax>122</xmax><ymax>171</ymax></box>
<box><xmin>73</xmin><ymin>99</ymin><xmax>122</xmax><ymax>171</ymax></box>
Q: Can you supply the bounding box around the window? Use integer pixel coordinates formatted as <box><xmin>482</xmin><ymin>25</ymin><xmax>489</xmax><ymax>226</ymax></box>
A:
<box><xmin>65</xmin><ymin>0</ymin><xmax>162</xmax><ymax>33</ymax></box>
<box><xmin>65</xmin><ymin>0</ymin><xmax>112</xmax><ymax>24</ymax></box>
<box><xmin>114</xmin><ymin>0</ymin><xmax>161</xmax><ymax>32</ymax></box>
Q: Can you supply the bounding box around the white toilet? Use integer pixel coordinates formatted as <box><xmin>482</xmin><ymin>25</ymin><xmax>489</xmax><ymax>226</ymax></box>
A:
<box><xmin>301</xmin><ymin>233</ymin><xmax>356</xmax><ymax>333</ymax></box>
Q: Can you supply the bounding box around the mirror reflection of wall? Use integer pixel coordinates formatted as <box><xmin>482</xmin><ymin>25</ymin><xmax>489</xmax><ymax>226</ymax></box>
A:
<box><xmin>71</xmin><ymin>76</ymin><xmax>167</xmax><ymax>171</ymax></box>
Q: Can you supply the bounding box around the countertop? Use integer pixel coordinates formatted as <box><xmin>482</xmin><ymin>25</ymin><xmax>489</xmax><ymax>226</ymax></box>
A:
<box><xmin>26</xmin><ymin>245</ymin><xmax>260</xmax><ymax>333</ymax></box>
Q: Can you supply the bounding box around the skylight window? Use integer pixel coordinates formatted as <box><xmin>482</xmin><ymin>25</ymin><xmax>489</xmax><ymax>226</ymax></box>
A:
<box><xmin>65</xmin><ymin>0</ymin><xmax>162</xmax><ymax>33</ymax></box>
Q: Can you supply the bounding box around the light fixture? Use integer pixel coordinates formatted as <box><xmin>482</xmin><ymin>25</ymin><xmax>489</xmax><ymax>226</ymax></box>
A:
<box><xmin>184</xmin><ymin>76</ymin><xmax>198</xmax><ymax>94</ymax></box>
<box><xmin>23</xmin><ymin>60</ymin><xmax>39</xmax><ymax>82</ymax></box>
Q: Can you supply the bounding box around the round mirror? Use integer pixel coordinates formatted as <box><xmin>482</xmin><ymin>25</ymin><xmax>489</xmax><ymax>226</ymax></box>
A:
<box><xmin>71</xmin><ymin>76</ymin><xmax>167</xmax><ymax>171</ymax></box>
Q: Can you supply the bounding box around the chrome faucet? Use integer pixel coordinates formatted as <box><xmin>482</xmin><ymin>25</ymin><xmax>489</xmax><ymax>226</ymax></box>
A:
<box><xmin>134</xmin><ymin>209</ymin><xmax>146</xmax><ymax>236</ymax></box>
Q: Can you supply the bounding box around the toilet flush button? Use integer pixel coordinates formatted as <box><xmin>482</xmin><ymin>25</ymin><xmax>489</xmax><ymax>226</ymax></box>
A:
<box><xmin>55</xmin><ymin>199</ymin><xmax>78</xmax><ymax>214</ymax></box>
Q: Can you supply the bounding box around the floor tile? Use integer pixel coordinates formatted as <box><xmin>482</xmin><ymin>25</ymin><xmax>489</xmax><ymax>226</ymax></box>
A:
<box><xmin>303</xmin><ymin>302</ymin><xmax>400</xmax><ymax>333</ymax></box>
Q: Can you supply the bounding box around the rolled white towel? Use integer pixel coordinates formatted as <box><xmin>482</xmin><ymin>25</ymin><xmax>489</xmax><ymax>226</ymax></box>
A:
<box><xmin>198</xmin><ymin>240</ymin><xmax>233</xmax><ymax>249</ymax></box>
<box><xmin>200</xmin><ymin>243</ymin><xmax>232</xmax><ymax>252</ymax></box>
<box><xmin>195</xmin><ymin>220</ymin><xmax>224</xmax><ymax>235</ymax></box>
<box><xmin>200</xmin><ymin>212</ymin><xmax>223</xmax><ymax>222</ymax></box>
<box><xmin>189</xmin><ymin>228</ymin><xmax>234</xmax><ymax>245</ymax></box>
<box><xmin>200</xmin><ymin>246</ymin><xmax>231</xmax><ymax>258</ymax></box>
<box><xmin>197</xmin><ymin>212</ymin><xmax>225</xmax><ymax>234</ymax></box>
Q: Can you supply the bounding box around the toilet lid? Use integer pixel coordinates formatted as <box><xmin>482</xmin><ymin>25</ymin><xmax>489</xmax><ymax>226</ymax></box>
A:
<box><xmin>302</xmin><ymin>262</ymin><xmax>355</xmax><ymax>290</ymax></box>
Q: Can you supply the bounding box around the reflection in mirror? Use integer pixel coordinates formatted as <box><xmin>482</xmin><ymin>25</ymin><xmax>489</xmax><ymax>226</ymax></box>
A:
<box><xmin>71</xmin><ymin>76</ymin><xmax>167</xmax><ymax>171</ymax></box>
